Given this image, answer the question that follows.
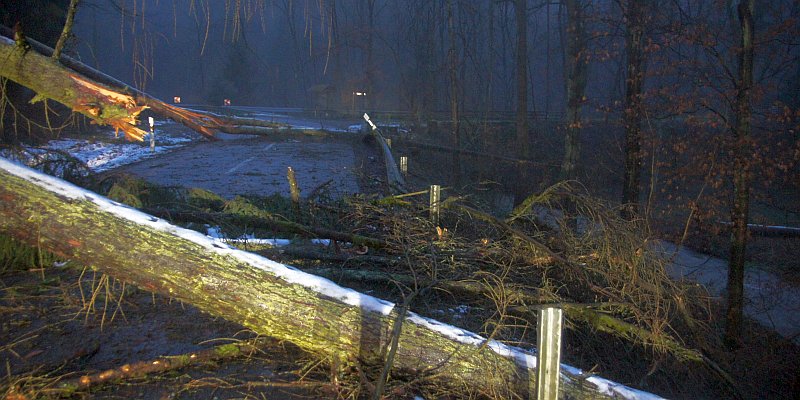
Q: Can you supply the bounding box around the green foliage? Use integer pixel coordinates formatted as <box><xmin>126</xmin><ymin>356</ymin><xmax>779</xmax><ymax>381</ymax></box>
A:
<box><xmin>98</xmin><ymin>174</ymin><xmax>182</xmax><ymax>209</ymax></box>
<box><xmin>187</xmin><ymin>188</ymin><xmax>226</xmax><ymax>211</ymax></box>
<box><xmin>107</xmin><ymin>182</ymin><xmax>143</xmax><ymax>208</ymax></box>
<box><xmin>223</xmin><ymin>196</ymin><xmax>273</xmax><ymax>218</ymax></box>
<box><xmin>213</xmin><ymin>343</ymin><xmax>241</xmax><ymax>358</ymax></box>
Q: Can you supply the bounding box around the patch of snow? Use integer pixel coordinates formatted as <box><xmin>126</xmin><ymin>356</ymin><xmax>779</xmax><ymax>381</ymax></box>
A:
<box><xmin>205</xmin><ymin>226</ymin><xmax>331</xmax><ymax>247</ymax></box>
<box><xmin>348</xmin><ymin>124</ymin><xmax>366</xmax><ymax>133</ymax></box>
<box><xmin>453</xmin><ymin>305</ymin><xmax>470</xmax><ymax>314</ymax></box>
<box><xmin>1</xmin><ymin>125</ymin><xmax>193</xmax><ymax>175</ymax></box>
<box><xmin>656</xmin><ymin>240</ymin><xmax>800</xmax><ymax>343</ymax></box>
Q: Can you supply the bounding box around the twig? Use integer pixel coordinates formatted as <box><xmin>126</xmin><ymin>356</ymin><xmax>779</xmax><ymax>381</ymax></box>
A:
<box><xmin>52</xmin><ymin>0</ymin><xmax>80</xmax><ymax>61</ymax></box>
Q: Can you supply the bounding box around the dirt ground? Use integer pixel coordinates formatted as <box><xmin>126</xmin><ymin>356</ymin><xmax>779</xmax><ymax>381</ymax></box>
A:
<box><xmin>0</xmin><ymin>266</ymin><xmax>335</xmax><ymax>399</ymax></box>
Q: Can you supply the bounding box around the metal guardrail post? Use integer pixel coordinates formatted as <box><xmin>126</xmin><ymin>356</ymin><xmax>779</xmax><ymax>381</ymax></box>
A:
<box><xmin>536</xmin><ymin>307</ymin><xmax>563</xmax><ymax>400</ymax></box>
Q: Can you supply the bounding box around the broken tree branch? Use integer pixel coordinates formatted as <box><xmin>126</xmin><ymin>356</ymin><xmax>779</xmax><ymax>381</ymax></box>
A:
<box><xmin>0</xmin><ymin>35</ymin><xmax>148</xmax><ymax>140</ymax></box>
<box><xmin>1</xmin><ymin>25</ymin><xmax>223</xmax><ymax>140</ymax></box>
<box><xmin>56</xmin><ymin>338</ymin><xmax>267</xmax><ymax>393</ymax></box>
<box><xmin>52</xmin><ymin>0</ymin><xmax>80</xmax><ymax>61</ymax></box>
<box><xmin>144</xmin><ymin>208</ymin><xmax>388</xmax><ymax>250</ymax></box>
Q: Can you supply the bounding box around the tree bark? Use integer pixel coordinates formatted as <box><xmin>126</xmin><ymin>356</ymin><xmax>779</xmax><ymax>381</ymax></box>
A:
<box><xmin>620</xmin><ymin>0</ymin><xmax>647</xmax><ymax>219</ymax></box>
<box><xmin>58</xmin><ymin>338</ymin><xmax>273</xmax><ymax>392</ymax></box>
<box><xmin>0</xmin><ymin>157</ymin><xmax>649</xmax><ymax>399</ymax></box>
<box><xmin>560</xmin><ymin>0</ymin><xmax>588</xmax><ymax>181</ymax></box>
<box><xmin>725</xmin><ymin>0</ymin><xmax>754</xmax><ymax>349</ymax></box>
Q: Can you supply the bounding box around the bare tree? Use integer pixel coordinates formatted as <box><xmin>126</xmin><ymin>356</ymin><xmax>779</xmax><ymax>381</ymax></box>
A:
<box><xmin>560</xmin><ymin>0</ymin><xmax>588</xmax><ymax>181</ymax></box>
<box><xmin>447</xmin><ymin>0</ymin><xmax>461</xmax><ymax>187</ymax></box>
<box><xmin>619</xmin><ymin>0</ymin><xmax>649</xmax><ymax>219</ymax></box>
<box><xmin>515</xmin><ymin>0</ymin><xmax>530</xmax><ymax>159</ymax></box>
<box><xmin>725</xmin><ymin>0</ymin><xmax>754</xmax><ymax>348</ymax></box>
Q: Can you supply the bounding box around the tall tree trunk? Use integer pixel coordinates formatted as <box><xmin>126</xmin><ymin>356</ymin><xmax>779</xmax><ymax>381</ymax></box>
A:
<box><xmin>725</xmin><ymin>0</ymin><xmax>755</xmax><ymax>349</ymax></box>
<box><xmin>447</xmin><ymin>0</ymin><xmax>461</xmax><ymax>187</ymax></box>
<box><xmin>545</xmin><ymin>2</ymin><xmax>552</xmax><ymax>117</ymax></box>
<box><xmin>512</xmin><ymin>0</ymin><xmax>532</xmax><ymax>205</ymax></box>
<box><xmin>515</xmin><ymin>0</ymin><xmax>530</xmax><ymax>160</ymax></box>
<box><xmin>0</xmin><ymin>157</ymin><xmax>636</xmax><ymax>400</ymax></box>
<box><xmin>620</xmin><ymin>0</ymin><xmax>647</xmax><ymax>219</ymax></box>
<box><xmin>560</xmin><ymin>0</ymin><xmax>588</xmax><ymax>181</ymax></box>
<box><xmin>365</xmin><ymin>0</ymin><xmax>376</xmax><ymax>110</ymax></box>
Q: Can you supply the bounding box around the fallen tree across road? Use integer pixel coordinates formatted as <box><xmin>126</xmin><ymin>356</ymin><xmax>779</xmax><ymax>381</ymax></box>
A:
<box><xmin>0</xmin><ymin>156</ymin><xmax>661</xmax><ymax>400</ymax></box>
<box><xmin>0</xmin><ymin>25</ymin><xmax>300</xmax><ymax>141</ymax></box>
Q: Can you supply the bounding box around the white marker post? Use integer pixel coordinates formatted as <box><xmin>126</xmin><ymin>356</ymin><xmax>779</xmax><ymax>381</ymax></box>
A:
<box><xmin>399</xmin><ymin>156</ymin><xmax>408</xmax><ymax>176</ymax></box>
<box><xmin>536</xmin><ymin>307</ymin><xmax>563</xmax><ymax>400</ymax></box>
<box><xmin>363</xmin><ymin>113</ymin><xmax>377</xmax><ymax>131</ymax></box>
<box><xmin>429</xmin><ymin>184</ymin><xmax>441</xmax><ymax>225</ymax></box>
<box><xmin>148</xmin><ymin>117</ymin><xmax>155</xmax><ymax>152</ymax></box>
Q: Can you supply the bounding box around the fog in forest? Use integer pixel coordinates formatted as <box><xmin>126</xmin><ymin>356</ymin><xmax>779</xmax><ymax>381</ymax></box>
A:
<box><xmin>1</xmin><ymin>1</ymin><xmax>800</xmax><ymax>399</ymax></box>
<box><xmin>74</xmin><ymin>0</ymin><xmax>602</xmax><ymax>112</ymax></box>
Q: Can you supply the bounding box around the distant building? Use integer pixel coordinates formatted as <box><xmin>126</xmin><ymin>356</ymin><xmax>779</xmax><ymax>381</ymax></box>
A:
<box><xmin>308</xmin><ymin>84</ymin><xmax>338</xmax><ymax>111</ymax></box>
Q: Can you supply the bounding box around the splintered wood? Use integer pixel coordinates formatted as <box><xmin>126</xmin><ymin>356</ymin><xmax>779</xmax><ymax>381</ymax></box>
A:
<box><xmin>69</xmin><ymin>74</ymin><xmax>148</xmax><ymax>141</ymax></box>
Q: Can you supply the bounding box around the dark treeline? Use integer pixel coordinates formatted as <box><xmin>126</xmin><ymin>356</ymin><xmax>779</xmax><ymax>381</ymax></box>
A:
<box><xmin>66</xmin><ymin>0</ymin><xmax>799</xmax><ymax>117</ymax></box>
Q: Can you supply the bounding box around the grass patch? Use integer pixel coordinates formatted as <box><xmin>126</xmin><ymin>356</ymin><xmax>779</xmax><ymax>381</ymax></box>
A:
<box><xmin>0</xmin><ymin>234</ymin><xmax>59</xmax><ymax>274</ymax></box>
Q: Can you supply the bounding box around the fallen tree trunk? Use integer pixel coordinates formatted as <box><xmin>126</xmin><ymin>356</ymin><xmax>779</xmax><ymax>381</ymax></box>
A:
<box><xmin>0</xmin><ymin>27</ymin><xmax>225</xmax><ymax>140</ymax></box>
<box><xmin>144</xmin><ymin>208</ymin><xmax>388</xmax><ymax>250</ymax></box>
<box><xmin>365</xmin><ymin>118</ymin><xmax>406</xmax><ymax>193</ymax></box>
<box><xmin>0</xmin><ymin>157</ymin><xmax>659</xmax><ymax>399</ymax></box>
<box><xmin>0</xmin><ymin>25</ymin><xmax>328</xmax><ymax>140</ymax></box>
<box><xmin>0</xmin><ymin>35</ymin><xmax>149</xmax><ymax>141</ymax></box>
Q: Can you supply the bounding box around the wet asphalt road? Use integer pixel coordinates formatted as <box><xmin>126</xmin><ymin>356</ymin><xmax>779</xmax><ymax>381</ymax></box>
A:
<box><xmin>116</xmin><ymin>134</ymin><xmax>360</xmax><ymax>200</ymax></box>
